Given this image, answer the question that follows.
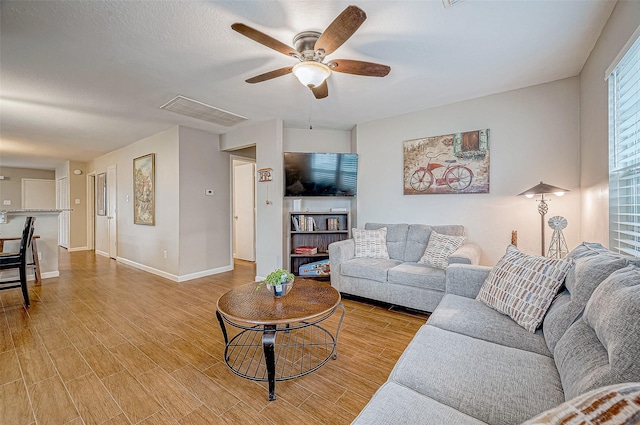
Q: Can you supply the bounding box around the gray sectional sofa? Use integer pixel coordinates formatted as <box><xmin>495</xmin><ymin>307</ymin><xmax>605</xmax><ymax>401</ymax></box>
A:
<box><xmin>329</xmin><ymin>223</ymin><xmax>482</xmax><ymax>312</ymax></box>
<box><xmin>352</xmin><ymin>242</ymin><xmax>640</xmax><ymax>424</ymax></box>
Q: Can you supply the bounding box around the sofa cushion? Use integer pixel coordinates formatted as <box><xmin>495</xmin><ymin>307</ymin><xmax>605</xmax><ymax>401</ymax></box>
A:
<box><xmin>543</xmin><ymin>243</ymin><xmax>629</xmax><ymax>354</ymax></box>
<box><xmin>554</xmin><ymin>265</ymin><xmax>640</xmax><ymax>400</ymax></box>
<box><xmin>520</xmin><ymin>382</ymin><xmax>640</xmax><ymax>425</ymax></box>
<box><xmin>418</xmin><ymin>231</ymin><xmax>465</xmax><ymax>269</ymax></box>
<box><xmin>391</xmin><ymin>325</ymin><xmax>564</xmax><ymax>425</ymax></box>
<box><xmin>365</xmin><ymin>223</ymin><xmax>409</xmax><ymax>260</ymax></box>
<box><xmin>352</xmin><ymin>382</ymin><xmax>487</xmax><ymax>425</ymax></box>
<box><xmin>403</xmin><ymin>224</ymin><xmax>465</xmax><ymax>263</ymax></box>
<box><xmin>387</xmin><ymin>263</ymin><xmax>446</xmax><ymax>291</ymax></box>
<box><xmin>477</xmin><ymin>245</ymin><xmax>573</xmax><ymax>332</ymax></box>
<box><xmin>429</xmin><ymin>294</ymin><xmax>552</xmax><ymax>357</ymax></box>
<box><xmin>353</xmin><ymin>227</ymin><xmax>390</xmax><ymax>259</ymax></box>
<box><xmin>340</xmin><ymin>257</ymin><xmax>403</xmax><ymax>283</ymax></box>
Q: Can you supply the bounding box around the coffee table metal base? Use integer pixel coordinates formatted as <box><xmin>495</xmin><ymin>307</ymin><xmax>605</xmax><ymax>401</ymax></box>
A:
<box><xmin>216</xmin><ymin>305</ymin><xmax>345</xmax><ymax>401</ymax></box>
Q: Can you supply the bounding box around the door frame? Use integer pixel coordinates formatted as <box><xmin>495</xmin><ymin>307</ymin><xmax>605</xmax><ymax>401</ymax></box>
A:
<box><xmin>87</xmin><ymin>172</ymin><xmax>96</xmax><ymax>250</ymax></box>
<box><xmin>231</xmin><ymin>155</ymin><xmax>256</xmax><ymax>264</ymax></box>
<box><xmin>107</xmin><ymin>165</ymin><xmax>117</xmax><ymax>259</ymax></box>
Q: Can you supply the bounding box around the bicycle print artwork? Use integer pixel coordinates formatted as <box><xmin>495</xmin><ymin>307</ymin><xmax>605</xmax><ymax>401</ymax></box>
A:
<box><xmin>403</xmin><ymin>129</ymin><xmax>490</xmax><ymax>195</ymax></box>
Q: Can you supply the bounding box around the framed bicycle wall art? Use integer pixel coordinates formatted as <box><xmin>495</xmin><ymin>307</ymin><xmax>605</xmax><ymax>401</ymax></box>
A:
<box><xmin>403</xmin><ymin>129</ymin><xmax>490</xmax><ymax>195</ymax></box>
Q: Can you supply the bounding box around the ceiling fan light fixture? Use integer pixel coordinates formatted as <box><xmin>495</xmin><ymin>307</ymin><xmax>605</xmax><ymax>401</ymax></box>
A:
<box><xmin>292</xmin><ymin>62</ymin><xmax>331</xmax><ymax>88</ymax></box>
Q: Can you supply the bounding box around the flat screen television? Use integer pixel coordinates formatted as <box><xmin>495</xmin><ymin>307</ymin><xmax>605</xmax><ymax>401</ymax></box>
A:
<box><xmin>284</xmin><ymin>152</ymin><xmax>358</xmax><ymax>197</ymax></box>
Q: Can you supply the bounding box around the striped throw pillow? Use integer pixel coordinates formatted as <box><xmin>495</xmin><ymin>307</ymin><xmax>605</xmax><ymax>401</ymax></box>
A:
<box><xmin>477</xmin><ymin>245</ymin><xmax>573</xmax><ymax>333</ymax></box>
<box><xmin>521</xmin><ymin>382</ymin><xmax>640</xmax><ymax>424</ymax></box>
<box><xmin>418</xmin><ymin>231</ymin><xmax>465</xmax><ymax>269</ymax></box>
<box><xmin>353</xmin><ymin>227</ymin><xmax>390</xmax><ymax>259</ymax></box>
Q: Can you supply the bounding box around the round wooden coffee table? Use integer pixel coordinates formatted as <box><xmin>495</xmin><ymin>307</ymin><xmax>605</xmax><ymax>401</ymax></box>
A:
<box><xmin>216</xmin><ymin>278</ymin><xmax>345</xmax><ymax>401</ymax></box>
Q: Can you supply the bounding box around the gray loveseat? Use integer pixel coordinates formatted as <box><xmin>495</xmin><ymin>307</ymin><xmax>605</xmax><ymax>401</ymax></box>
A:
<box><xmin>352</xmin><ymin>242</ymin><xmax>640</xmax><ymax>424</ymax></box>
<box><xmin>329</xmin><ymin>223</ymin><xmax>481</xmax><ymax>312</ymax></box>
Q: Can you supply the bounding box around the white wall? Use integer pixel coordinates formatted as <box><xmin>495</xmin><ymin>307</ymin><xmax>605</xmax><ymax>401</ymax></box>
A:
<box><xmin>0</xmin><ymin>167</ymin><xmax>55</xmax><ymax>208</ymax></box>
<box><xmin>93</xmin><ymin>127</ymin><xmax>181</xmax><ymax>274</ymax></box>
<box><xmin>356</xmin><ymin>77</ymin><xmax>581</xmax><ymax>265</ymax></box>
<box><xmin>178</xmin><ymin>127</ymin><xmax>231</xmax><ymax>277</ymax></box>
<box><xmin>91</xmin><ymin>125</ymin><xmax>231</xmax><ymax>281</ymax></box>
<box><xmin>221</xmin><ymin>119</ymin><xmax>284</xmax><ymax>279</ymax></box>
<box><xmin>68</xmin><ymin>160</ymin><xmax>87</xmax><ymax>250</ymax></box>
<box><xmin>580</xmin><ymin>1</ymin><xmax>640</xmax><ymax>246</ymax></box>
<box><xmin>283</xmin><ymin>128</ymin><xmax>355</xmax><ymax>216</ymax></box>
<box><xmin>283</xmin><ymin>128</ymin><xmax>351</xmax><ymax>153</ymax></box>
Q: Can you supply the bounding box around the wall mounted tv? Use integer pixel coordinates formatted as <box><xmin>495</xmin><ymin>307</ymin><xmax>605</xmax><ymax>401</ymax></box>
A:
<box><xmin>284</xmin><ymin>152</ymin><xmax>358</xmax><ymax>197</ymax></box>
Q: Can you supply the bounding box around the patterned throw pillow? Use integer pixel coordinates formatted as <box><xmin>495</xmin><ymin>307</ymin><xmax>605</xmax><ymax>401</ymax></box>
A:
<box><xmin>476</xmin><ymin>245</ymin><xmax>574</xmax><ymax>333</ymax></box>
<box><xmin>353</xmin><ymin>227</ymin><xmax>390</xmax><ymax>259</ymax></box>
<box><xmin>418</xmin><ymin>231</ymin><xmax>466</xmax><ymax>269</ymax></box>
<box><xmin>520</xmin><ymin>382</ymin><xmax>640</xmax><ymax>425</ymax></box>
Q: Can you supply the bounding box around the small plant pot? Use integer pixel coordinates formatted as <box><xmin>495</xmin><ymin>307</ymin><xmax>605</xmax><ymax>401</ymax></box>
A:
<box><xmin>267</xmin><ymin>278</ymin><xmax>294</xmax><ymax>298</ymax></box>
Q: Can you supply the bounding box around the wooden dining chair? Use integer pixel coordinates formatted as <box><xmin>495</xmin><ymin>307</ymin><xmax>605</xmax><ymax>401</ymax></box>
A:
<box><xmin>0</xmin><ymin>216</ymin><xmax>36</xmax><ymax>307</ymax></box>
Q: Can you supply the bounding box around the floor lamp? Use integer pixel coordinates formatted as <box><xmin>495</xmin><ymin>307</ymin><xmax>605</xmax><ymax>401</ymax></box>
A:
<box><xmin>518</xmin><ymin>181</ymin><xmax>569</xmax><ymax>256</ymax></box>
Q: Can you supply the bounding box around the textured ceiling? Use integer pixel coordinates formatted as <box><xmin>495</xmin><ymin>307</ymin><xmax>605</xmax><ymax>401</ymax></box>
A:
<box><xmin>0</xmin><ymin>0</ymin><xmax>615</xmax><ymax>169</ymax></box>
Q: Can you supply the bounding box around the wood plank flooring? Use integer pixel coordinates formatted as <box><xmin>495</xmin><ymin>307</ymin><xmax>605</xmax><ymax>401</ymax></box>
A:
<box><xmin>0</xmin><ymin>250</ymin><xmax>428</xmax><ymax>425</ymax></box>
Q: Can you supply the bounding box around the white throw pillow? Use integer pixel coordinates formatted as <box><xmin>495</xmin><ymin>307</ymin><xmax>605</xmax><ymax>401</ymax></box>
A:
<box><xmin>520</xmin><ymin>382</ymin><xmax>640</xmax><ymax>425</ymax></box>
<box><xmin>476</xmin><ymin>245</ymin><xmax>573</xmax><ymax>333</ymax></box>
<box><xmin>418</xmin><ymin>231</ymin><xmax>465</xmax><ymax>269</ymax></box>
<box><xmin>353</xmin><ymin>227</ymin><xmax>390</xmax><ymax>259</ymax></box>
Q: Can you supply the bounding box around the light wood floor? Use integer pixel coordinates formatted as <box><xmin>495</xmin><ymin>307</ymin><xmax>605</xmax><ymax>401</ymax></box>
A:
<box><xmin>0</xmin><ymin>250</ymin><xmax>428</xmax><ymax>425</ymax></box>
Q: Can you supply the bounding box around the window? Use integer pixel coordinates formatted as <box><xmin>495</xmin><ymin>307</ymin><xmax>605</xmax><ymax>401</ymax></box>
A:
<box><xmin>609</xmin><ymin>33</ymin><xmax>640</xmax><ymax>256</ymax></box>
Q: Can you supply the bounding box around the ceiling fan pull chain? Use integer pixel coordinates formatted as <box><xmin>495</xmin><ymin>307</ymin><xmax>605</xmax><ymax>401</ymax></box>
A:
<box><xmin>308</xmin><ymin>95</ymin><xmax>313</xmax><ymax>130</ymax></box>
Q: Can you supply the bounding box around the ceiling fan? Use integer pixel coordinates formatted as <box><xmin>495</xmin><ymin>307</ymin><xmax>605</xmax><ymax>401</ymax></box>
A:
<box><xmin>231</xmin><ymin>5</ymin><xmax>391</xmax><ymax>99</ymax></box>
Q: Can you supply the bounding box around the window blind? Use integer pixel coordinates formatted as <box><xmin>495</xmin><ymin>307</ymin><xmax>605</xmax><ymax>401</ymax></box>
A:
<box><xmin>609</xmin><ymin>33</ymin><xmax>640</xmax><ymax>256</ymax></box>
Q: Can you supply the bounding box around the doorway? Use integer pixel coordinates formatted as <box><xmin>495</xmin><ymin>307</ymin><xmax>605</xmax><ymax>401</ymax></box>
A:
<box><xmin>106</xmin><ymin>165</ymin><xmax>117</xmax><ymax>259</ymax></box>
<box><xmin>232</xmin><ymin>157</ymin><xmax>256</xmax><ymax>262</ymax></box>
<box><xmin>56</xmin><ymin>177</ymin><xmax>70</xmax><ymax>248</ymax></box>
<box><xmin>87</xmin><ymin>173</ymin><xmax>96</xmax><ymax>250</ymax></box>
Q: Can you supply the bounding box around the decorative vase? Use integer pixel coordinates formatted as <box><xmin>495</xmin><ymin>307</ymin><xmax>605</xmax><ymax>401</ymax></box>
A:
<box><xmin>272</xmin><ymin>274</ymin><xmax>294</xmax><ymax>298</ymax></box>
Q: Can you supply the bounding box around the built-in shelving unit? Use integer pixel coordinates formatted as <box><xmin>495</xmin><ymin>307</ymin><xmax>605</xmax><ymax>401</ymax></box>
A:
<box><xmin>288</xmin><ymin>211</ymin><xmax>350</xmax><ymax>277</ymax></box>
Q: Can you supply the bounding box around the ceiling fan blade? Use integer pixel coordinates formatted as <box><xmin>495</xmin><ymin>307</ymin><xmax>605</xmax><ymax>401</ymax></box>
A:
<box><xmin>314</xmin><ymin>5</ymin><xmax>366</xmax><ymax>55</ymax></box>
<box><xmin>232</xmin><ymin>23</ymin><xmax>299</xmax><ymax>57</ymax></box>
<box><xmin>330</xmin><ymin>59</ymin><xmax>390</xmax><ymax>77</ymax></box>
<box><xmin>245</xmin><ymin>66</ymin><xmax>293</xmax><ymax>84</ymax></box>
<box><xmin>311</xmin><ymin>80</ymin><xmax>329</xmax><ymax>99</ymax></box>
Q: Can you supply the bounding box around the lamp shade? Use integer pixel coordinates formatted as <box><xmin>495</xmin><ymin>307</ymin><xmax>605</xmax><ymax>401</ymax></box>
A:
<box><xmin>292</xmin><ymin>62</ymin><xmax>331</xmax><ymax>88</ymax></box>
<box><xmin>518</xmin><ymin>181</ymin><xmax>569</xmax><ymax>197</ymax></box>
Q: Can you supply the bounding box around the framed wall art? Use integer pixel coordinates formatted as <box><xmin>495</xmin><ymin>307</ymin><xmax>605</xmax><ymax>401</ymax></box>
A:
<box><xmin>133</xmin><ymin>153</ymin><xmax>155</xmax><ymax>225</ymax></box>
<box><xmin>257</xmin><ymin>167</ymin><xmax>273</xmax><ymax>182</ymax></box>
<box><xmin>403</xmin><ymin>129</ymin><xmax>490</xmax><ymax>195</ymax></box>
<box><xmin>96</xmin><ymin>172</ymin><xmax>106</xmax><ymax>216</ymax></box>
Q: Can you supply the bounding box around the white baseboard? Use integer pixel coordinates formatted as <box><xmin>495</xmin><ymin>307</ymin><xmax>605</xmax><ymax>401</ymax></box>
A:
<box><xmin>40</xmin><ymin>271</ymin><xmax>60</xmax><ymax>279</ymax></box>
<box><xmin>0</xmin><ymin>270</ymin><xmax>58</xmax><ymax>282</ymax></box>
<box><xmin>116</xmin><ymin>257</ymin><xmax>233</xmax><ymax>282</ymax></box>
<box><xmin>68</xmin><ymin>246</ymin><xmax>89</xmax><ymax>252</ymax></box>
<box><xmin>177</xmin><ymin>265</ymin><xmax>233</xmax><ymax>282</ymax></box>
<box><xmin>95</xmin><ymin>250</ymin><xmax>109</xmax><ymax>258</ymax></box>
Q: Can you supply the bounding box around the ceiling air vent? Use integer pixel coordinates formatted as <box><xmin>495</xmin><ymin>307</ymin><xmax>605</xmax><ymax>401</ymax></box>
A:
<box><xmin>160</xmin><ymin>95</ymin><xmax>248</xmax><ymax>127</ymax></box>
<box><xmin>442</xmin><ymin>0</ymin><xmax>464</xmax><ymax>8</ymax></box>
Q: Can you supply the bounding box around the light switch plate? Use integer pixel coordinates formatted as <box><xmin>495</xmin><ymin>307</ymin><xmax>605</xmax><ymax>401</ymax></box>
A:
<box><xmin>75</xmin><ymin>199</ymin><xmax>80</xmax><ymax>205</ymax></box>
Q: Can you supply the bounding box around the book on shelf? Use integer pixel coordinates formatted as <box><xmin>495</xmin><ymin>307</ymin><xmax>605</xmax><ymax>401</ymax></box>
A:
<box><xmin>291</xmin><ymin>215</ymin><xmax>300</xmax><ymax>231</ymax></box>
<box><xmin>299</xmin><ymin>258</ymin><xmax>330</xmax><ymax>276</ymax></box>
<box><xmin>294</xmin><ymin>246</ymin><xmax>318</xmax><ymax>255</ymax></box>
<box><xmin>293</xmin><ymin>214</ymin><xmax>317</xmax><ymax>231</ymax></box>
<box><xmin>326</xmin><ymin>217</ymin><xmax>340</xmax><ymax>231</ymax></box>
<box><xmin>305</xmin><ymin>217</ymin><xmax>317</xmax><ymax>231</ymax></box>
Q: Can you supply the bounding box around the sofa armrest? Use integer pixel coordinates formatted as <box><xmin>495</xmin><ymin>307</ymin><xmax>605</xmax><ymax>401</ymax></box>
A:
<box><xmin>328</xmin><ymin>238</ymin><xmax>355</xmax><ymax>291</ymax></box>
<box><xmin>445</xmin><ymin>263</ymin><xmax>492</xmax><ymax>299</ymax></box>
<box><xmin>449</xmin><ymin>243</ymin><xmax>482</xmax><ymax>266</ymax></box>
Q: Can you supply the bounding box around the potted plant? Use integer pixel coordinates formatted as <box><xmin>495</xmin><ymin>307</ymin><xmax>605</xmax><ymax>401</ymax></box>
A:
<box><xmin>258</xmin><ymin>269</ymin><xmax>295</xmax><ymax>297</ymax></box>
